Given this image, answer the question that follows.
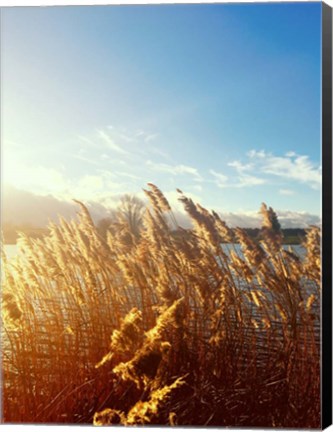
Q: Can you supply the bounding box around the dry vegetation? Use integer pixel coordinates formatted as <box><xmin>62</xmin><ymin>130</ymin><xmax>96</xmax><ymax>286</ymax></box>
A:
<box><xmin>1</xmin><ymin>184</ymin><xmax>320</xmax><ymax>427</ymax></box>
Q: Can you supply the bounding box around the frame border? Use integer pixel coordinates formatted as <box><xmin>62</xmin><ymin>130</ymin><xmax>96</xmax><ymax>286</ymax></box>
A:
<box><xmin>322</xmin><ymin>1</ymin><xmax>332</xmax><ymax>429</ymax></box>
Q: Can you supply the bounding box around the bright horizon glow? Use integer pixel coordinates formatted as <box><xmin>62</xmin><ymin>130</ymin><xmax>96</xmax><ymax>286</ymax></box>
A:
<box><xmin>1</xmin><ymin>2</ymin><xmax>322</xmax><ymax>224</ymax></box>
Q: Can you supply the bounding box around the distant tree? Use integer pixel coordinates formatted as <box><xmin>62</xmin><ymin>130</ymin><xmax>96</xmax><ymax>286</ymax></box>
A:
<box><xmin>116</xmin><ymin>194</ymin><xmax>145</xmax><ymax>238</ymax></box>
<box><xmin>96</xmin><ymin>216</ymin><xmax>115</xmax><ymax>240</ymax></box>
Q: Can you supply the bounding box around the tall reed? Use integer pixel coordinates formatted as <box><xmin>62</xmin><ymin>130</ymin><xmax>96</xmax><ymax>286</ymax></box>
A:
<box><xmin>1</xmin><ymin>184</ymin><xmax>320</xmax><ymax>427</ymax></box>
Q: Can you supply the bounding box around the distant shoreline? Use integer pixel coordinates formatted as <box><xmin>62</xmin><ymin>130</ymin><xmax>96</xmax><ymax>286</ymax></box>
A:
<box><xmin>2</xmin><ymin>224</ymin><xmax>308</xmax><ymax>246</ymax></box>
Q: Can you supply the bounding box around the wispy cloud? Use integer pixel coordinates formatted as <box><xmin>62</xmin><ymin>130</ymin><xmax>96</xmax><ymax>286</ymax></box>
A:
<box><xmin>279</xmin><ymin>188</ymin><xmax>295</xmax><ymax>196</ymax></box>
<box><xmin>73</xmin><ymin>154</ymin><xmax>100</xmax><ymax>166</ymax></box>
<box><xmin>209</xmin><ymin>169</ymin><xmax>228</xmax><ymax>187</ymax></box>
<box><xmin>98</xmin><ymin>130</ymin><xmax>129</xmax><ymax>155</ymax></box>
<box><xmin>247</xmin><ymin>150</ymin><xmax>321</xmax><ymax>189</ymax></box>
<box><xmin>77</xmin><ymin>135</ymin><xmax>97</xmax><ymax>147</ymax></box>
<box><xmin>192</xmin><ymin>184</ymin><xmax>203</xmax><ymax>192</ymax></box>
<box><xmin>104</xmin><ymin>126</ymin><xmax>159</xmax><ymax>144</ymax></box>
<box><xmin>116</xmin><ymin>171</ymin><xmax>142</xmax><ymax>180</ymax></box>
<box><xmin>235</xmin><ymin>174</ymin><xmax>266</xmax><ymax>187</ymax></box>
<box><xmin>227</xmin><ymin>160</ymin><xmax>253</xmax><ymax>173</ymax></box>
<box><xmin>147</xmin><ymin>160</ymin><xmax>202</xmax><ymax>181</ymax></box>
<box><xmin>149</xmin><ymin>147</ymin><xmax>171</xmax><ymax>161</ymax></box>
<box><xmin>144</xmin><ymin>133</ymin><xmax>159</xmax><ymax>143</ymax></box>
<box><xmin>210</xmin><ymin>169</ymin><xmax>265</xmax><ymax>188</ymax></box>
<box><xmin>218</xmin><ymin>209</ymin><xmax>321</xmax><ymax>229</ymax></box>
<box><xmin>285</xmin><ymin>151</ymin><xmax>296</xmax><ymax>158</ymax></box>
<box><xmin>135</xmin><ymin>130</ymin><xmax>159</xmax><ymax>143</ymax></box>
<box><xmin>78</xmin><ymin>125</ymin><xmax>160</xmax><ymax>162</ymax></box>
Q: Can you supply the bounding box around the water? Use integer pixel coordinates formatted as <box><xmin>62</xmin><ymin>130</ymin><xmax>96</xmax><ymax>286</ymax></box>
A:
<box><xmin>3</xmin><ymin>243</ymin><xmax>305</xmax><ymax>261</ymax></box>
<box><xmin>3</xmin><ymin>244</ymin><xmax>19</xmax><ymax>260</ymax></box>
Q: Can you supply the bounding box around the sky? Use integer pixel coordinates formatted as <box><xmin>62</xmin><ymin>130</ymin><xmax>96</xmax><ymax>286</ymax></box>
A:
<box><xmin>1</xmin><ymin>2</ymin><xmax>323</xmax><ymax>227</ymax></box>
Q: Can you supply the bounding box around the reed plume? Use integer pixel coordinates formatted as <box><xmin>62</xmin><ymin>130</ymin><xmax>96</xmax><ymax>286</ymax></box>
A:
<box><xmin>1</xmin><ymin>186</ymin><xmax>320</xmax><ymax>428</ymax></box>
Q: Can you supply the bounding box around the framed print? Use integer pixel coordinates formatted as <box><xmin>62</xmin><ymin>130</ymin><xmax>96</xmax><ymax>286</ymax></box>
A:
<box><xmin>1</xmin><ymin>1</ymin><xmax>332</xmax><ymax>428</ymax></box>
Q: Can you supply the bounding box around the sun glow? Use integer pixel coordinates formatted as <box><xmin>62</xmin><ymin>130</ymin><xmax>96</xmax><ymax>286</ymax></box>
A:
<box><xmin>2</xmin><ymin>147</ymin><xmax>29</xmax><ymax>190</ymax></box>
<box><xmin>1</xmin><ymin>144</ymin><xmax>68</xmax><ymax>197</ymax></box>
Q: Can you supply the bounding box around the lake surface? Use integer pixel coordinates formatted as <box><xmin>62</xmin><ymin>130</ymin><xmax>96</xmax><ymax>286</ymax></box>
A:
<box><xmin>3</xmin><ymin>243</ymin><xmax>305</xmax><ymax>261</ymax></box>
<box><xmin>3</xmin><ymin>244</ymin><xmax>19</xmax><ymax>260</ymax></box>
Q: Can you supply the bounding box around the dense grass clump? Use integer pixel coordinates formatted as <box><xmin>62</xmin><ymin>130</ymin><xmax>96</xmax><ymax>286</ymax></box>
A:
<box><xmin>1</xmin><ymin>184</ymin><xmax>320</xmax><ymax>427</ymax></box>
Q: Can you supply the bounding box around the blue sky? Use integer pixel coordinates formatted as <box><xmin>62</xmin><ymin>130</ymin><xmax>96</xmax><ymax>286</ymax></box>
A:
<box><xmin>1</xmin><ymin>2</ymin><xmax>322</xmax><ymax>224</ymax></box>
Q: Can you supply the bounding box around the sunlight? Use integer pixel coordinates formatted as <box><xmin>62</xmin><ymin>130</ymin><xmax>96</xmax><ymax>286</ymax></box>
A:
<box><xmin>1</xmin><ymin>147</ymin><xmax>68</xmax><ymax>196</ymax></box>
<box><xmin>2</xmin><ymin>148</ymin><xmax>28</xmax><ymax>189</ymax></box>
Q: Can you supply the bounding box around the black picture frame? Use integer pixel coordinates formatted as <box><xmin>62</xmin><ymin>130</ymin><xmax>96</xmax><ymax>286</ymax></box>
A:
<box><xmin>322</xmin><ymin>2</ymin><xmax>333</xmax><ymax>429</ymax></box>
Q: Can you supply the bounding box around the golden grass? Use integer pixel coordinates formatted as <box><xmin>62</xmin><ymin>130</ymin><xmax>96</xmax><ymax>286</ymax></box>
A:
<box><xmin>1</xmin><ymin>184</ymin><xmax>320</xmax><ymax>426</ymax></box>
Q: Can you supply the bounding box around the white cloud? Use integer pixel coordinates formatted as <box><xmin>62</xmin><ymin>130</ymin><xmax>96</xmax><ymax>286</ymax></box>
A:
<box><xmin>2</xmin><ymin>185</ymin><xmax>77</xmax><ymax>226</ymax></box>
<box><xmin>68</xmin><ymin>174</ymin><xmax>123</xmax><ymax>202</ymax></box>
<box><xmin>77</xmin><ymin>175</ymin><xmax>104</xmax><ymax>190</ymax></box>
<box><xmin>262</xmin><ymin>154</ymin><xmax>321</xmax><ymax>187</ymax></box>
<box><xmin>98</xmin><ymin>130</ymin><xmax>129</xmax><ymax>155</ymax></box>
<box><xmin>219</xmin><ymin>211</ymin><xmax>262</xmax><ymax>228</ymax></box>
<box><xmin>210</xmin><ymin>169</ymin><xmax>264</xmax><ymax>189</ymax></box>
<box><xmin>144</xmin><ymin>133</ymin><xmax>159</xmax><ymax>143</ymax></box>
<box><xmin>192</xmin><ymin>184</ymin><xmax>203</xmax><ymax>192</ymax></box>
<box><xmin>2</xmin><ymin>185</ymin><xmax>117</xmax><ymax>227</ymax></box>
<box><xmin>2</xmin><ymin>184</ymin><xmax>321</xmax><ymax>230</ymax></box>
<box><xmin>118</xmin><ymin>132</ymin><xmax>135</xmax><ymax>143</ymax></box>
<box><xmin>218</xmin><ymin>209</ymin><xmax>321</xmax><ymax>229</ymax></box>
<box><xmin>147</xmin><ymin>160</ymin><xmax>202</xmax><ymax>181</ymax></box>
<box><xmin>228</xmin><ymin>160</ymin><xmax>253</xmax><ymax>173</ymax></box>
<box><xmin>77</xmin><ymin>135</ymin><xmax>97</xmax><ymax>147</ymax></box>
<box><xmin>78</xmin><ymin>125</ymin><xmax>160</xmax><ymax>161</ymax></box>
<box><xmin>209</xmin><ymin>169</ymin><xmax>228</xmax><ymax>187</ymax></box>
<box><xmin>274</xmin><ymin>210</ymin><xmax>321</xmax><ymax>228</ymax></box>
<box><xmin>135</xmin><ymin>130</ymin><xmax>158</xmax><ymax>142</ymax></box>
<box><xmin>247</xmin><ymin>150</ymin><xmax>321</xmax><ymax>189</ymax></box>
<box><xmin>210</xmin><ymin>169</ymin><xmax>228</xmax><ymax>182</ymax></box>
<box><xmin>236</xmin><ymin>174</ymin><xmax>266</xmax><ymax>187</ymax></box>
<box><xmin>149</xmin><ymin>147</ymin><xmax>171</xmax><ymax>161</ymax></box>
<box><xmin>209</xmin><ymin>148</ymin><xmax>320</xmax><ymax>207</ymax></box>
<box><xmin>6</xmin><ymin>164</ymin><xmax>69</xmax><ymax>196</ymax></box>
<box><xmin>116</xmin><ymin>171</ymin><xmax>141</xmax><ymax>180</ymax></box>
<box><xmin>104</xmin><ymin>126</ymin><xmax>158</xmax><ymax>145</ymax></box>
<box><xmin>247</xmin><ymin>149</ymin><xmax>266</xmax><ymax>158</ymax></box>
<box><xmin>279</xmin><ymin>189</ymin><xmax>294</xmax><ymax>196</ymax></box>
<box><xmin>4</xmin><ymin>156</ymin><xmax>129</xmax><ymax>203</ymax></box>
<box><xmin>73</xmin><ymin>154</ymin><xmax>100</xmax><ymax>166</ymax></box>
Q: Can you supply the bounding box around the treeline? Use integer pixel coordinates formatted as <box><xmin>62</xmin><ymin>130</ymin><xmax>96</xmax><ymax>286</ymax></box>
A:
<box><xmin>97</xmin><ymin>221</ymin><xmax>306</xmax><ymax>245</ymax></box>
<box><xmin>2</xmin><ymin>222</ymin><xmax>307</xmax><ymax>246</ymax></box>
<box><xmin>1</xmin><ymin>222</ymin><xmax>306</xmax><ymax>246</ymax></box>
<box><xmin>242</xmin><ymin>227</ymin><xmax>306</xmax><ymax>245</ymax></box>
<box><xmin>2</xmin><ymin>223</ymin><xmax>50</xmax><ymax>244</ymax></box>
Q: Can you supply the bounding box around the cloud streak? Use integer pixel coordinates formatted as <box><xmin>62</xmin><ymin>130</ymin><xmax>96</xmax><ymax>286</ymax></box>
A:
<box><xmin>98</xmin><ymin>130</ymin><xmax>129</xmax><ymax>155</ymax></box>
<box><xmin>279</xmin><ymin>189</ymin><xmax>294</xmax><ymax>196</ymax></box>
<box><xmin>247</xmin><ymin>150</ymin><xmax>321</xmax><ymax>189</ymax></box>
<box><xmin>147</xmin><ymin>160</ymin><xmax>203</xmax><ymax>181</ymax></box>
<box><xmin>221</xmin><ymin>149</ymin><xmax>321</xmax><ymax>190</ymax></box>
<box><xmin>210</xmin><ymin>169</ymin><xmax>265</xmax><ymax>189</ymax></box>
<box><xmin>218</xmin><ymin>209</ymin><xmax>321</xmax><ymax>229</ymax></box>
